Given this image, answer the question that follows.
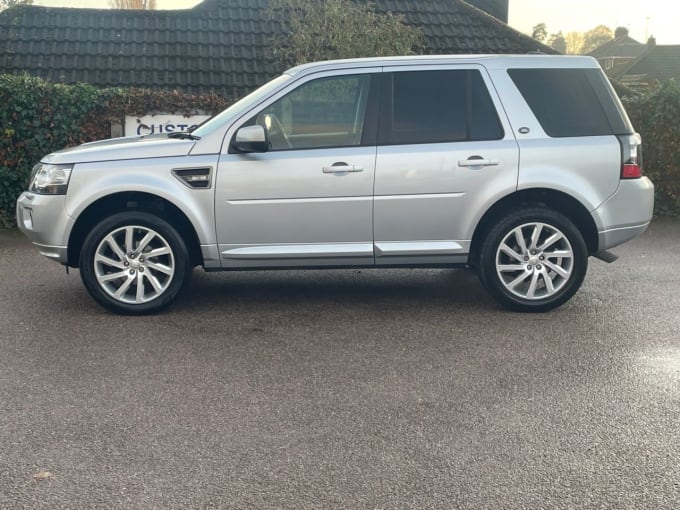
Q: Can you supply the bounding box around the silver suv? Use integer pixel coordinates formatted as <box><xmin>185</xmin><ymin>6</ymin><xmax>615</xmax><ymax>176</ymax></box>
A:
<box><xmin>16</xmin><ymin>55</ymin><xmax>654</xmax><ymax>314</ymax></box>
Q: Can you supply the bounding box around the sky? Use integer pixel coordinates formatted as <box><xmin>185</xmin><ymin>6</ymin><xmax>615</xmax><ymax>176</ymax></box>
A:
<box><xmin>508</xmin><ymin>0</ymin><xmax>679</xmax><ymax>45</ymax></box>
<box><xmin>32</xmin><ymin>0</ymin><xmax>202</xmax><ymax>8</ymax></box>
<box><xmin>30</xmin><ymin>0</ymin><xmax>680</xmax><ymax>45</ymax></box>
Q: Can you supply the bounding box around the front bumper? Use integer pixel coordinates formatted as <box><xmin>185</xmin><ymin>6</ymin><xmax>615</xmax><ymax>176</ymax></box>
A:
<box><xmin>594</xmin><ymin>177</ymin><xmax>654</xmax><ymax>251</ymax></box>
<box><xmin>16</xmin><ymin>192</ymin><xmax>74</xmax><ymax>265</ymax></box>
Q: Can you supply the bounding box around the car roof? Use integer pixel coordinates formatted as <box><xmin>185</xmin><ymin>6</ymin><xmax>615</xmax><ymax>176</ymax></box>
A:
<box><xmin>285</xmin><ymin>54</ymin><xmax>601</xmax><ymax>77</ymax></box>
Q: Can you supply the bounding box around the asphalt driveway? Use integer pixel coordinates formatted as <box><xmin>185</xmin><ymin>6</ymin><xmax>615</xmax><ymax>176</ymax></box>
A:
<box><xmin>1</xmin><ymin>219</ymin><xmax>679</xmax><ymax>509</ymax></box>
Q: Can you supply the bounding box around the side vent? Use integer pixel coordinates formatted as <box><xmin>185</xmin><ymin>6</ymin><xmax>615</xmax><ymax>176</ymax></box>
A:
<box><xmin>172</xmin><ymin>167</ymin><xmax>212</xmax><ymax>189</ymax></box>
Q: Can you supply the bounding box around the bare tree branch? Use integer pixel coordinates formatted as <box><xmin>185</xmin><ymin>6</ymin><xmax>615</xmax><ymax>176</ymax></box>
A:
<box><xmin>0</xmin><ymin>0</ymin><xmax>33</xmax><ymax>11</ymax></box>
<box><xmin>110</xmin><ymin>0</ymin><xmax>157</xmax><ymax>9</ymax></box>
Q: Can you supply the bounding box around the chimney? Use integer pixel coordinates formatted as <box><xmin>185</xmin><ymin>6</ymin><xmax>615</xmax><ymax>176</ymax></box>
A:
<box><xmin>647</xmin><ymin>36</ymin><xmax>656</xmax><ymax>47</ymax></box>
<box><xmin>614</xmin><ymin>26</ymin><xmax>629</xmax><ymax>39</ymax></box>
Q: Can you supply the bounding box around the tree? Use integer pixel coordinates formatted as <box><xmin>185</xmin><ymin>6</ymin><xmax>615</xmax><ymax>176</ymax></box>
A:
<box><xmin>564</xmin><ymin>31</ymin><xmax>585</xmax><ymax>54</ymax></box>
<box><xmin>547</xmin><ymin>31</ymin><xmax>567</xmax><ymax>53</ymax></box>
<box><xmin>530</xmin><ymin>23</ymin><xmax>566</xmax><ymax>53</ymax></box>
<box><xmin>559</xmin><ymin>25</ymin><xmax>614</xmax><ymax>55</ymax></box>
<box><xmin>110</xmin><ymin>0</ymin><xmax>156</xmax><ymax>9</ymax></box>
<box><xmin>581</xmin><ymin>25</ymin><xmax>613</xmax><ymax>53</ymax></box>
<box><xmin>267</xmin><ymin>0</ymin><xmax>423</xmax><ymax>67</ymax></box>
<box><xmin>0</xmin><ymin>0</ymin><xmax>33</xmax><ymax>10</ymax></box>
<box><xmin>531</xmin><ymin>23</ymin><xmax>548</xmax><ymax>43</ymax></box>
<box><xmin>531</xmin><ymin>22</ymin><xmax>614</xmax><ymax>55</ymax></box>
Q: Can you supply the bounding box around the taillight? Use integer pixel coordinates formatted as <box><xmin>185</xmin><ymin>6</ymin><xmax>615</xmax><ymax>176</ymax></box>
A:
<box><xmin>622</xmin><ymin>163</ymin><xmax>641</xmax><ymax>179</ymax></box>
<box><xmin>618</xmin><ymin>134</ymin><xmax>643</xmax><ymax>179</ymax></box>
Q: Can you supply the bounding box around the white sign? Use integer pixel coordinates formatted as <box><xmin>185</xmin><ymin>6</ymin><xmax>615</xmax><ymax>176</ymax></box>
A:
<box><xmin>124</xmin><ymin>114</ymin><xmax>210</xmax><ymax>136</ymax></box>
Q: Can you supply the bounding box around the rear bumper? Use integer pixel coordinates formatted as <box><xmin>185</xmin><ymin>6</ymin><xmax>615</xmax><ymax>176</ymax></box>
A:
<box><xmin>597</xmin><ymin>221</ymin><xmax>651</xmax><ymax>252</ymax></box>
<box><xmin>594</xmin><ymin>177</ymin><xmax>654</xmax><ymax>251</ymax></box>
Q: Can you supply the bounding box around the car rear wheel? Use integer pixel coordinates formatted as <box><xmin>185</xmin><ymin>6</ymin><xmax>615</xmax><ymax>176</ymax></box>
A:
<box><xmin>79</xmin><ymin>211</ymin><xmax>191</xmax><ymax>315</ymax></box>
<box><xmin>478</xmin><ymin>207</ymin><xmax>588</xmax><ymax>312</ymax></box>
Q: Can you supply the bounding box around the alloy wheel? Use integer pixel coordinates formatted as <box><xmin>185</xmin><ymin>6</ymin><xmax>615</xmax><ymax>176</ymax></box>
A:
<box><xmin>495</xmin><ymin>222</ymin><xmax>574</xmax><ymax>300</ymax></box>
<box><xmin>93</xmin><ymin>225</ymin><xmax>176</xmax><ymax>304</ymax></box>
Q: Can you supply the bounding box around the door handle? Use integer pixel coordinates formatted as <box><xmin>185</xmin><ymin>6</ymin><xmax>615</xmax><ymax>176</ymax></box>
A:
<box><xmin>322</xmin><ymin>162</ymin><xmax>363</xmax><ymax>173</ymax></box>
<box><xmin>458</xmin><ymin>158</ymin><xmax>500</xmax><ymax>168</ymax></box>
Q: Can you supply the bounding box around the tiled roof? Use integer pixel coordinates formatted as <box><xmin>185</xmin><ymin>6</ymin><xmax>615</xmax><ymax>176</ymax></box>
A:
<box><xmin>0</xmin><ymin>0</ymin><xmax>553</xmax><ymax>97</ymax></box>
<box><xmin>372</xmin><ymin>0</ymin><xmax>545</xmax><ymax>55</ymax></box>
<box><xmin>465</xmin><ymin>0</ymin><xmax>508</xmax><ymax>22</ymax></box>
<box><xmin>588</xmin><ymin>35</ymin><xmax>646</xmax><ymax>59</ymax></box>
<box><xmin>611</xmin><ymin>45</ymin><xmax>680</xmax><ymax>84</ymax></box>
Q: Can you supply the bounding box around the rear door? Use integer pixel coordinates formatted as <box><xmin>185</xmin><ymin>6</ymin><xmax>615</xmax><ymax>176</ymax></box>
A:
<box><xmin>373</xmin><ymin>65</ymin><xmax>519</xmax><ymax>265</ymax></box>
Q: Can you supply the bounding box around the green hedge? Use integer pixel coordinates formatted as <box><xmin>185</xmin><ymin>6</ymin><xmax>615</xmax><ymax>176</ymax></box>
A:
<box><xmin>622</xmin><ymin>81</ymin><xmax>680</xmax><ymax>216</ymax></box>
<box><xmin>1</xmin><ymin>74</ymin><xmax>679</xmax><ymax>227</ymax></box>
<box><xmin>0</xmin><ymin>74</ymin><xmax>113</xmax><ymax>226</ymax></box>
<box><xmin>0</xmin><ymin>74</ymin><xmax>230</xmax><ymax>227</ymax></box>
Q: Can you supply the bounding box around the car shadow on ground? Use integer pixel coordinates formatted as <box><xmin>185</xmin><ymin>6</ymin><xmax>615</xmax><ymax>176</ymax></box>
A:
<box><xmin>170</xmin><ymin>267</ymin><xmax>496</xmax><ymax>314</ymax></box>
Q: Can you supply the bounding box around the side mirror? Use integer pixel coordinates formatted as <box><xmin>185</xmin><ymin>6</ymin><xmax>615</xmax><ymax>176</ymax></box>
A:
<box><xmin>232</xmin><ymin>125</ymin><xmax>269</xmax><ymax>153</ymax></box>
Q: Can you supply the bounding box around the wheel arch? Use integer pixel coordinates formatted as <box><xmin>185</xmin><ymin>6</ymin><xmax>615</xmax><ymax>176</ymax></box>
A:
<box><xmin>67</xmin><ymin>191</ymin><xmax>203</xmax><ymax>268</ymax></box>
<box><xmin>469</xmin><ymin>188</ymin><xmax>598</xmax><ymax>268</ymax></box>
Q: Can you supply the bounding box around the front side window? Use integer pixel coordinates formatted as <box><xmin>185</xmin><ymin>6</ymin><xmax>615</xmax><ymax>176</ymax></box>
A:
<box><xmin>249</xmin><ymin>74</ymin><xmax>372</xmax><ymax>151</ymax></box>
<box><xmin>380</xmin><ymin>69</ymin><xmax>504</xmax><ymax>145</ymax></box>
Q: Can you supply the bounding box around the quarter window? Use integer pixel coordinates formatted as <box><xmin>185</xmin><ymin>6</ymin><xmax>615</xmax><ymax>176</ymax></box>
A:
<box><xmin>249</xmin><ymin>74</ymin><xmax>372</xmax><ymax>151</ymax></box>
<box><xmin>508</xmin><ymin>68</ymin><xmax>613</xmax><ymax>137</ymax></box>
<box><xmin>380</xmin><ymin>69</ymin><xmax>504</xmax><ymax>145</ymax></box>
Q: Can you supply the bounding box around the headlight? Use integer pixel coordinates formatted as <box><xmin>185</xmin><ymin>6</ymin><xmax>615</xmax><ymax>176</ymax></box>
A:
<box><xmin>28</xmin><ymin>163</ymin><xmax>73</xmax><ymax>195</ymax></box>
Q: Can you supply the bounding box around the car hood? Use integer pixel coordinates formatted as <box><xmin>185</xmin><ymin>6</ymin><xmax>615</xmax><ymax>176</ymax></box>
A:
<box><xmin>41</xmin><ymin>134</ymin><xmax>196</xmax><ymax>165</ymax></box>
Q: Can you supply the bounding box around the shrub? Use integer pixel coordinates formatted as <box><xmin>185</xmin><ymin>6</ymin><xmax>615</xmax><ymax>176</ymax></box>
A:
<box><xmin>0</xmin><ymin>74</ymin><xmax>230</xmax><ymax>226</ymax></box>
<box><xmin>623</xmin><ymin>81</ymin><xmax>680</xmax><ymax>216</ymax></box>
<box><xmin>0</xmin><ymin>74</ymin><xmax>115</xmax><ymax>225</ymax></box>
<box><xmin>268</xmin><ymin>0</ymin><xmax>423</xmax><ymax>67</ymax></box>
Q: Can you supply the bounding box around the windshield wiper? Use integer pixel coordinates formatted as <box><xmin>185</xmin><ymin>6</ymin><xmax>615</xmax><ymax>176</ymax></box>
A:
<box><xmin>167</xmin><ymin>132</ymin><xmax>201</xmax><ymax>140</ymax></box>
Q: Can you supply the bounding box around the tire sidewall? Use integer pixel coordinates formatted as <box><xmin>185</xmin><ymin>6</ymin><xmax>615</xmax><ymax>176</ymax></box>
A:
<box><xmin>79</xmin><ymin>211</ymin><xmax>191</xmax><ymax>315</ymax></box>
<box><xmin>479</xmin><ymin>208</ymin><xmax>588</xmax><ymax>312</ymax></box>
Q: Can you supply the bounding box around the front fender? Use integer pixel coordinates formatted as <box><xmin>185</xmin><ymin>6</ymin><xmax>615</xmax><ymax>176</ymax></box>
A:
<box><xmin>64</xmin><ymin>155</ymin><xmax>218</xmax><ymax>244</ymax></box>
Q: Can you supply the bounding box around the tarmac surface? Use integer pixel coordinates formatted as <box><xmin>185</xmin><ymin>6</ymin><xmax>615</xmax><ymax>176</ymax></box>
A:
<box><xmin>1</xmin><ymin>219</ymin><xmax>679</xmax><ymax>509</ymax></box>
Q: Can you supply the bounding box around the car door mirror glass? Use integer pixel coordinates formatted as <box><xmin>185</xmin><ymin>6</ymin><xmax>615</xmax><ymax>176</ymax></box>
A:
<box><xmin>232</xmin><ymin>125</ymin><xmax>270</xmax><ymax>153</ymax></box>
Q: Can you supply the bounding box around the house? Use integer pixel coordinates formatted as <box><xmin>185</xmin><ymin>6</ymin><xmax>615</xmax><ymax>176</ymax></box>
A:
<box><xmin>588</xmin><ymin>27</ymin><xmax>646</xmax><ymax>72</ymax></box>
<box><xmin>608</xmin><ymin>41</ymin><xmax>680</xmax><ymax>91</ymax></box>
<box><xmin>589</xmin><ymin>29</ymin><xmax>680</xmax><ymax>92</ymax></box>
<box><xmin>0</xmin><ymin>0</ymin><xmax>552</xmax><ymax>98</ymax></box>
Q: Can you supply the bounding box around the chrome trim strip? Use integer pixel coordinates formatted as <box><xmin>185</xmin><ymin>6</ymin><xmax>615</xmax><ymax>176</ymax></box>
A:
<box><xmin>375</xmin><ymin>241</ymin><xmax>464</xmax><ymax>256</ymax></box>
<box><xmin>374</xmin><ymin>193</ymin><xmax>464</xmax><ymax>201</ymax></box>
<box><xmin>221</xmin><ymin>243</ymin><xmax>374</xmax><ymax>259</ymax></box>
<box><xmin>227</xmin><ymin>196</ymin><xmax>372</xmax><ymax>205</ymax></box>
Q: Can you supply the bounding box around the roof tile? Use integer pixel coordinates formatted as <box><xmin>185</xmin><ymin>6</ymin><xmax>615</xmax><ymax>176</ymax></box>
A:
<box><xmin>0</xmin><ymin>0</ymin><xmax>552</xmax><ymax>97</ymax></box>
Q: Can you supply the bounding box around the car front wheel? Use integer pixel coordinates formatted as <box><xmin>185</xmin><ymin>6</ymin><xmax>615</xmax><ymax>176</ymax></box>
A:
<box><xmin>478</xmin><ymin>208</ymin><xmax>588</xmax><ymax>312</ymax></box>
<box><xmin>79</xmin><ymin>211</ymin><xmax>191</xmax><ymax>315</ymax></box>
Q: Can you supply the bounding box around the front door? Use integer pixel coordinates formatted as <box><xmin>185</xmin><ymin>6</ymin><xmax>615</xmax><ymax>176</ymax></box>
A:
<box><xmin>214</xmin><ymin>71</ymin><xmax>379</xmax><ymax>268</ymax></box>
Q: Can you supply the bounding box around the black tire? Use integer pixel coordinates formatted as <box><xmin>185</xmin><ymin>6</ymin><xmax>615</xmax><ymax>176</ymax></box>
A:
<box><xmin>79</xmin><ymin>211</ymin><xmax>191</xmax><ymax>315</ymax></box>
<box><xmin>478</xmin><ymin>207</ymin><xmax>588</xmax><ymax>312</ymax></box>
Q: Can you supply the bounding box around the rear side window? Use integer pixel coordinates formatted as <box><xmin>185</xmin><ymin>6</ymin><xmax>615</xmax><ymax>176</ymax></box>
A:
<box><xmin>380</xmin><ymin>69</ymin><xmax>503</xmax><ymax>145</ymax></box>
<box><xmin>508</xmin><ymin>68</ymin><xmax>613</xmax><ymax>137</ymax></box>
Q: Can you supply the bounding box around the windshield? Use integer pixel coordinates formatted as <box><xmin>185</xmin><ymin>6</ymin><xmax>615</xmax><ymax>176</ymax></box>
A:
<box><xmin>191</xmin><ymin>75</ymin><xmax>292</xmax><ymax>138</ymax></box>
